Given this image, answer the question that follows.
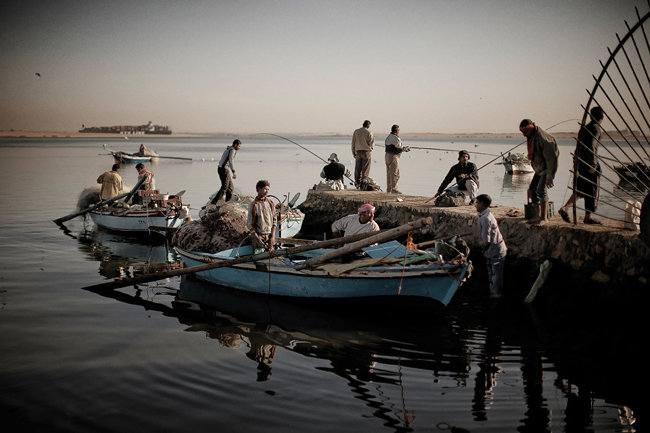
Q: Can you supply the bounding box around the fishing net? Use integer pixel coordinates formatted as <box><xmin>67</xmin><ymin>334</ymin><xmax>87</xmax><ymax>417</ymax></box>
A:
<box><xmin>172</xmin><ymin>201</ymin><xmax>250</xmax><ymax>253</ymax></box>
<box><xmin>76</xmin><ymin>185</ymin><xmax>132</xmax><ymax>210</ymax></box>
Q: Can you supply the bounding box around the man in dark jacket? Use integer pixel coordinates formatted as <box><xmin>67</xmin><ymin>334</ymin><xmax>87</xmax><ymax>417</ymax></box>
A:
<box><xmin>433</xmin><ymin>150</ymin><xmax>479</xmax><ymax>205</ymax></box>
<box><xmin>519</xmin><ymin>119</ymin><xmax>560</xmax><ymax>226</ymax></box>
<box><xmin>320</xmin><ymin>153</ymin><xmax>350</xmax><ymax>190</ymax></box>
<box><xmin>558</xmin><ymin>106</ymin><xmax>604</xmax><ymax>224</ymax></box>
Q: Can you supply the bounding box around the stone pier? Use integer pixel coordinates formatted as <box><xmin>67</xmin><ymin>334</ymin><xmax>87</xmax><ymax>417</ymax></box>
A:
<box><xmin>296</xmin><ymin>189</ymin><xmax>650</xmax><ymax>290</ymax></box>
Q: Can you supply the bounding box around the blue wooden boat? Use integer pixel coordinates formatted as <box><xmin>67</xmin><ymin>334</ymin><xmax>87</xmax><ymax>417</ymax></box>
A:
<box><xmin>175</xmin><ymin>240</ymin><xmax>471</xmax><ymax>308</ymax></box>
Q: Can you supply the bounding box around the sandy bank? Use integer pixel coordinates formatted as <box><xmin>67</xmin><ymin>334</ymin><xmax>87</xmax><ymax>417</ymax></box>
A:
<box><xmin>0</xmin><ymin>130</ymin><xmax>580</xmax><ymax>139</ymax></box>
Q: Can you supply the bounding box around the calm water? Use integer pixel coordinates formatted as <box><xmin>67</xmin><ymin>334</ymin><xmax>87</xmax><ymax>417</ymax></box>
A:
<box><xmin>0</xmin><ymin>136</ymin><xmax>641</xmax><ymax>432</ymax></box>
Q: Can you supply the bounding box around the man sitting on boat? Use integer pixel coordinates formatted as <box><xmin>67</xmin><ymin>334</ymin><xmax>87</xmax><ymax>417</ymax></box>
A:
<box><xmin>135</xmin><ymin>163</ymin><xmax>156</xmax><ymax>191</ymax></box>
<box><xmin>320</xmin><ymin>153</ymin><xmax>350</xmax><ymax>190</ymax></box>
<box><xmin>247</xmin><ymin>180</ymin><xmax>277</xmax><ymax>251</ymax></box>
<box><xmin>96</xmin><ymin>163</ymin><xmax>123</xmax><ymax>201</ymax></box>
<box><xmin>432</xmin><ymin>150</ymin><xmax>479</xmax><ymax>205</ymax></box>
<box><xmin>331</xmin><ymin>203</ymin><xmax>380</xmax><ymax>238</ymax></box>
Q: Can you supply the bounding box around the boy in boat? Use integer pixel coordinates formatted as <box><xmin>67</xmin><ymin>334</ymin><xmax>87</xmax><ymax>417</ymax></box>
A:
<box><xmin>475</xmin><ymin>194</ymin><xmax>507</xmax><ymax>299</ymax></box>
<box><xmin>247</xmin><ymin>180</ymin><xmax>277</xmax><ymax>251</ymax></box>
<box><xmin>211</xmin><ymin>139</ymin><xmax>242</xmax><ymax>204</ymax></box>
<box><xmin>96</xmin><ymin>163</ymin><xmax>123</xmax><ymax>200</ymax></box>
<box><xmin>331</xmin><ymin>203</ymin><xmax>380</xmax><ymax>238</ymax></box>
<box><xmin>135</xmin><ymin>163</ymin><xmax>156</xmax><ymax>191</ymax></box>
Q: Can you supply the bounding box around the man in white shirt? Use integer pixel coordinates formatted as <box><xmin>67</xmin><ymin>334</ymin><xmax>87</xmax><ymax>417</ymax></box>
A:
<box><xmin>475</xmin><ymin>194</ymin><xmax>507</xmax><ymax>299</ymax></box>
<box><xmin>331</xmin><ymin>203</ymin><xmax>380</xmax><ymax>237</ymax></box>
<box><xmin>384</xmin><ymin>124</ymin><xmax>410</xmax><ymax>194</ymax></box>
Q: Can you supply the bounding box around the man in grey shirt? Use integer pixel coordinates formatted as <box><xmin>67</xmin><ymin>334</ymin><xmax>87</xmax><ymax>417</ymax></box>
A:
<box><xmin>211</xmin><ymin>139</ymin><xmax>242</xmax><ymax>204</ymax></box>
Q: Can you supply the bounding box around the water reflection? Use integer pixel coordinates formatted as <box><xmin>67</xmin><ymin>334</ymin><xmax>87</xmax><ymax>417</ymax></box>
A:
<box><xmin>76</xmin><ymin>227</ymin><xmax>181</xmax><ymax>279</ymax></box>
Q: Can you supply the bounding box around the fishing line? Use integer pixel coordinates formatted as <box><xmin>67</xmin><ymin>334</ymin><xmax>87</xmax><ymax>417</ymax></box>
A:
<box><xmin>426</xmin><ymin>118</ymin><xmax>581</xmax><ymax>203</ymax></box>
<box><xmin>258</xmin><ymin>133</ymin><xmax>355</xmax><ymax>185</ymax></box>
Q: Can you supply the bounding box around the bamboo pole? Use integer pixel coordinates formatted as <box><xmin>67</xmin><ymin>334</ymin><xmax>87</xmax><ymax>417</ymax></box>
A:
<box><xmin>82</xmin><ymin>228</ymin><xmax>394</xmax><ymax>291</ymax></box>
<box><xmin>294</xmin><ymin>217</ymin><xmax>433</xmax><ymax>270</ymax></box>
<box><xmin>53</xmin><ymin>192</ymin><xmax>129</xmax><ymax>224</ymax></box>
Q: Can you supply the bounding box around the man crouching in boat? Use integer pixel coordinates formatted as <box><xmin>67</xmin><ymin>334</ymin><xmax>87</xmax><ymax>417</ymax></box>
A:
<box><xmin>247</xmin><ymin>180</ymin><xmax>277</xmax><ymax>251</ymax></box>
<box><xmin>331</xmin><ymin>203</ymin><xmax>380</xmax><ymax>238</ymax></box>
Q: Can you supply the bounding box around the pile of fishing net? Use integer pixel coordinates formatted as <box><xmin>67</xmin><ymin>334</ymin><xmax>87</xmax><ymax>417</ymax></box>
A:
<box><xmin>172</xmin><ymin>201</ymin><xmax>250</xmax><ymax>253</ymax></box>
<box><xmin>76</xmin><ymin>185</ymin><xmax>131</xmax><ymax>211</ymax></box>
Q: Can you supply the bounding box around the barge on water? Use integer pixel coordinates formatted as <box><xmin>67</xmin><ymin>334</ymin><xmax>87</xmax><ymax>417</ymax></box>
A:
<box><xmin>79</xmin><ymin>120</ymin><xmax>171</xmax><ymax>135</ymax></box>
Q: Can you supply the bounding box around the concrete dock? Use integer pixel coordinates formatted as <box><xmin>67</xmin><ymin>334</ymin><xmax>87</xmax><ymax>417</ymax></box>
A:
<box><xmin>296</xmin><ymin>189</ymin><xmax>649</xmax><ymax>289</ymax></box>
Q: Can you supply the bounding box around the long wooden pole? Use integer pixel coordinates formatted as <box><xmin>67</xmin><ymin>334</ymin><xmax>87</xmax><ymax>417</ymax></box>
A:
<box><xmin>295</xmin><ymin>217</ymin><xmax>433</xmax><ymax>270</ymax></box>
<box><xmin>53</xmin><ymin>192</ymin><xmax>129</xmax><ymax>224</ymax></box>
<box><xmin>82</xmin><ymin>228</ymin><xmax>393</xmax><ymax>291</ymax></box>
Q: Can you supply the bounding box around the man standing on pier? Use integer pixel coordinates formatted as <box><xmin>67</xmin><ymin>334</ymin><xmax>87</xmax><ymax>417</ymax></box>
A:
<box><xmin>558</xmin><ymin>106</ymin><xmax>604</xmax><ymax>224</ymax></box>
<box><xmin>212</xmin><ymin>139</ymin><xmax>242</xmax><ymax>204</ymax></box>
<box><xmin>433</xmin><ymin>150</ymin><xmax>479</xmax><ymax>205</ymax></box>
<box><xmin>97</xmin><ymin>163</ymin><xmax>123</xmax><ymax>200</ymax></box>
<box><xmin>351</xmin><ymin>120</ymin><xmax>374</xmax><ymax>188</ymax></box>
<box><xmin>519</xmin><ymin>119</ymin><xmax>560</xmax><ymax>227</ymax></box>
<box><xmin>384</xmin><ymin>124</ymin><xmax>410</xmax><ymax>194</ymax></box>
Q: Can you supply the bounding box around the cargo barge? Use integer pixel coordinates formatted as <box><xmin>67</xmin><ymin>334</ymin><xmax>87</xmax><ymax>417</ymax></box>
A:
<box><xmin>79</xmin><ymin>121</ymin><xmax>171</xmax><ymax>135</ymax></box>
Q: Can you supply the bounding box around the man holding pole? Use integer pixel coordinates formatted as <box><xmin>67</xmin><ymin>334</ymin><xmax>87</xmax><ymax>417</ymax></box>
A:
<box><xmin>384</xmin><ymin>124</ymin><xmax>410</xmax><ymax>194</ymax></box>
<box><xmin>433</xmin><ymin>150</ymin><xmax>479</xmax><ymax>205</ymax></box>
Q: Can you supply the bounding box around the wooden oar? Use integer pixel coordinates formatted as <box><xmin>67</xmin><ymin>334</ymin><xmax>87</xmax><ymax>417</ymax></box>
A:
<box><xmin>294</xmin><ymin>217</ymin><xmax>433</xmax><ymax>270</ymax></box>
<box><xmin>82</xmin><ymin>228</ymin><xmax>393</xmax><ymax>291</ymax></box>
<box><xmin>415</xmin><ymin>232</ymin><xmax>472</xmax><ymax>249</ymax></box>
<box><xmin>54</xmin><ymin>193</ymin><xmax>129</xmax><ymax>224</ymax></box>
<box><xmin>151</xmin><ymin>155</ymin><xmax>193</xmax><ymax>161</ymax></box>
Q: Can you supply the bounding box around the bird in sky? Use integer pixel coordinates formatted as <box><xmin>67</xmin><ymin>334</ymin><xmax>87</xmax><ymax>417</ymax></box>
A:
<box><xmin>35</xmin><ymin>73</ymin><xmax>41</xmax><ymax>77</ymax></box>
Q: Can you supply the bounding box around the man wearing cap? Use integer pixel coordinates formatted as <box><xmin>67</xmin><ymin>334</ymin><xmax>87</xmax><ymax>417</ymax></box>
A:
<box><xmin>433</xmin><ymin>150</ymin><xmax>479</xmax><ymax>205</ymax></box>
<box><xmin>384</xmin><ymin>124</ymin><xmax>410</xmax><ymax>194</ymax></box>
<box><xmin>351</xmin><ymin>120</ymin><xmax>375</xmax><ymax>188</ymax></box>
<box><xmin>320</xmin><ymin>153</ymin><xmax>350</xmax><ymax>191</ymax></box>
<box><xmin>331</xmin><ymin>203</ymin><xmax>380</xmax><ymax>238</ymax></box>
<box><xmin>519</xmin><ymin>119</ymin><xmax>559</xmax><ymax>226</ymax></box>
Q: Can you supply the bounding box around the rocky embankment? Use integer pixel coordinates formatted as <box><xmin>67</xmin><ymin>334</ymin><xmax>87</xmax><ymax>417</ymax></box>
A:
<box><xmin>296</xmin><ymin>189</ymin><xmax>649</xmax><ymax>292</ymax></box>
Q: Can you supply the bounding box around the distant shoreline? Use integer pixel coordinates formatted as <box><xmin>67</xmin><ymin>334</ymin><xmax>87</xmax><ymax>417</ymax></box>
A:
<box><xmin>0</xmin><ymin>130</ymin><xmax>579</xmax><ymax>139</ymax></box>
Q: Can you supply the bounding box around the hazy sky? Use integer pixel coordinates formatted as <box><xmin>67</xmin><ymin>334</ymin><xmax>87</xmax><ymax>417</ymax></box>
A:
<box><xmin>0</xmin><ymin>0</ymin><xmax>647</xmax><ymax>134</ymax></box>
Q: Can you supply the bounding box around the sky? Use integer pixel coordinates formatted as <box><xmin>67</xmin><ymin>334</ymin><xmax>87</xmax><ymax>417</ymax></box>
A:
<box><xmin>0</xmin><ymin>0</ymin><xmax>647</xmax><ymax>134</ymax></box>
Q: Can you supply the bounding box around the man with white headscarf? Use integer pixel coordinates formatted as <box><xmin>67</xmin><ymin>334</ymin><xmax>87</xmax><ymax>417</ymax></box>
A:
<box><xmin>331</xmin><ymin>203</ymin><xmax>380</xmax><ymax>238</ymax></box>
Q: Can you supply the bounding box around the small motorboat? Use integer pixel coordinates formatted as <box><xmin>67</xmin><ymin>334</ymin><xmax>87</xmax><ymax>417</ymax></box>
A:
<box><xmin>89</xmin><ymin>191</ymin><xmax>190</xmax><ymax>236</ymax></box>
<box><xmin>614</xmin><ymin>162</ymin><xmax>650</xmax><ymax>183</ymax></box>
<box><xmin>497</xmin><ymin>153</ymin><xmax>533</xmax><ymax>174</ymax></box>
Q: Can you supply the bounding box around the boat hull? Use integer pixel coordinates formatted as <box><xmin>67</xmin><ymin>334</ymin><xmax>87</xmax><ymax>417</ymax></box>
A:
<box><xmin>113</xmin><ymin>154</ymin><xmax>151</xmax><ymax>164</ymax></box>
<box><xmin>89</xmin><ymin>209</ymin><xmax>185</xmax><ymax>234</ymax></box>
<box><xmin>176</xmin><ymin>246</ymin><xmax>469</xmax><ymax>307</ymax></box>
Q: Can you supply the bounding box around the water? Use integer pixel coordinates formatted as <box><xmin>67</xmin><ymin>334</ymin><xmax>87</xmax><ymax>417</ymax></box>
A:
<box><xmin>0</xmin><ymin>136</ymin><xmax>641</xmax><ymax>432</ymax></box>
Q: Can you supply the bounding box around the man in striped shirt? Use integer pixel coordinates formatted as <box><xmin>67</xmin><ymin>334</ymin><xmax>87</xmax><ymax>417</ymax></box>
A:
<box><xmin>247</xmin><ymin>180</ymin><xmax>277</xmax><ymax>251</ymax></box>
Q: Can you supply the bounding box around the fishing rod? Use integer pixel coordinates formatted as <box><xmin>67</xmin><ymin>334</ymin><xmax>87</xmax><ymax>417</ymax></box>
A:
<box><xmin>425</xmin><ymin>118</ymin><xmax>581</xmax><ymax>203</ymax></box>
<box><xmin>258</xmin><ymin>133</ymin><xmax>355</xmax><ymax>185</ymax></box>
<box><xmin>376</xmin><ymin>143</ymin><xmax>500</xmax><ymax>157</ymax></box>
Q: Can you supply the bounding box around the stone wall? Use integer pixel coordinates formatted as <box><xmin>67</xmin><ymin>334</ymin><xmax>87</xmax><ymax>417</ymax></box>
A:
<box><xmin>297</xmin><ymin>189</ymin><xmax>650</xmax><ymax>288</ymax></box>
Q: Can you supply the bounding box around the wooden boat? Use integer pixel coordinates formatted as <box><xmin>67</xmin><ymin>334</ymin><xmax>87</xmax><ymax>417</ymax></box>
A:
<box><xmin>614</xmin><ymin>162</ymin><xmax>650</xmax><ymax>183</ymax></box>
<box><xmin>89</xmin><ymin>192</ymin><xmax>190</xmax><ymax>236</ymax></box>
<box><xmin>497</xmin><ymin>153</ymin><xmax>533</xmax><ymax>174</ymax></box>
<box><xmin>175</xmin><ymin>238</ymin><xmax>471</xmax><ymax>309</ymax></box>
